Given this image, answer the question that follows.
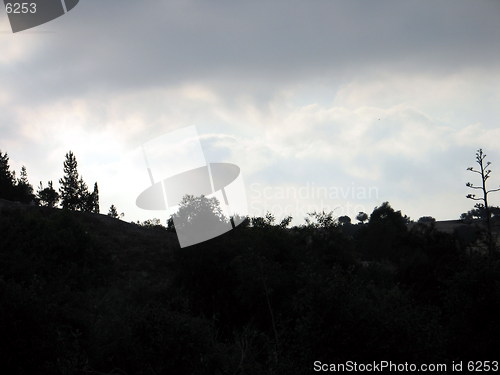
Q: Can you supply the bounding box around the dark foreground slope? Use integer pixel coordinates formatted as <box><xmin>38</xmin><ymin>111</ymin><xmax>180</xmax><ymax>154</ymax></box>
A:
<box><xmin>1</xmin><ymin>203</ymin><xmax>500</xmax><ymax>374</ymax></box>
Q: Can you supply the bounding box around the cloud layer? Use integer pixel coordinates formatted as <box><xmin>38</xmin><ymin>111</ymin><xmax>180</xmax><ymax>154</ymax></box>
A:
<box><xmin>1</xmin><ymin>0</ymin><xmax>500</xmax><ymax>222</ymax></box>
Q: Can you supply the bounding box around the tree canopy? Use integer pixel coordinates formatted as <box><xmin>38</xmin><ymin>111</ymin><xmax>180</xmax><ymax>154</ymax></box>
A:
<box><xmin>58</xmin><ymin>151</ymin><xmax>99</xmax><ymax>212</ymax></box>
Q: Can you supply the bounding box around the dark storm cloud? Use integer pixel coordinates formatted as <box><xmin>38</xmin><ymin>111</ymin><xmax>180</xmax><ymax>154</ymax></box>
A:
<box><xmin>2</xmin><ymin>0</ymin><xmax>500</xmax><ymax>103</ymax></box>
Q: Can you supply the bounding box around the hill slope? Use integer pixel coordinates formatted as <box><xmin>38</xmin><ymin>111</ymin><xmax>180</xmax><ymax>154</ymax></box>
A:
<box><xmin>2</xmin><ymin>201</ymin><xmax>500</xmax><ymax>374</ymax></box>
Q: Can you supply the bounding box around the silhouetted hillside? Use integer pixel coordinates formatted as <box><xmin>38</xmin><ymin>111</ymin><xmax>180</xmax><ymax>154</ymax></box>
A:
<box><xmin>1</xmin><ymin>201</ymin><xmax>500</xmax><ymax>374</ymax></box>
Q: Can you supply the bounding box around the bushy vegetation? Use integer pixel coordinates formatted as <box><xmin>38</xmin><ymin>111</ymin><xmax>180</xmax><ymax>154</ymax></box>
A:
<box><xmin>1</xmin><ymin>200</ymin><xmax>499</xmax><ymax>374</ymax></box>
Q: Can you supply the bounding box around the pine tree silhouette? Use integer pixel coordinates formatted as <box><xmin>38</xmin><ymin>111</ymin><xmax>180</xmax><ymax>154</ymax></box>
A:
<box><xmin>0</xmin><ymin>151</ymin><xmax>16</xmax><ymax>200</ymax></box>
<box><xmin>92</xmin><ymin>182</ymin><xmax>100</xmax><ymax>213</ymax></box>
<box><xmin>59</xmin><ymin>151</ymin><xmax>80</xmax><ymax>210</ymax></box>
<box><xmin>108</xmin><ymin>204</ymin><xmax>120</xmax><ymax>219</ymax></box>
<box><xmin>15</xmin><ymin>166</ymin><xmax>34</xmax><ymax>203</ymax></box>
<box><xmin>76</xmin><ymin>176</ymin><xmax>91</xmax><ymax>211</ymax></box>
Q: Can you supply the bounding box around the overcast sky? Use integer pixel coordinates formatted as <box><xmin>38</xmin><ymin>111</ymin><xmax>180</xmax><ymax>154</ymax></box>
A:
<box><xmin>1</xmin><ymin>0</ymin><xmax>500</xmax><ymax>223</ymax></box>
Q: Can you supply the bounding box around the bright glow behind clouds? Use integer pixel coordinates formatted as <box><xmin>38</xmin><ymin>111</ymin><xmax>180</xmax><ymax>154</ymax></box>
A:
<box><xmin>1</xmin><ymin>0</ymin><xmax>500</xmax><ymax>223</ymax></box>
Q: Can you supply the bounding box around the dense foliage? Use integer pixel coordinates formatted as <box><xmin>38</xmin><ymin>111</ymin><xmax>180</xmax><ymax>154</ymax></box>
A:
<box><xmin>1</xmin><ymin>201</ymin><xmax>499</xmax><ymax>374</ymax></box>
<box><xmin>0</xmin><ymin>151</ymin><xmax>35</xmax><ymax>203</ymax></box>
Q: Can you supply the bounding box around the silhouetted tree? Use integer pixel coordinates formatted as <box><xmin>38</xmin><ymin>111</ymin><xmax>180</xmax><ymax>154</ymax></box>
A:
<box><xmin>15</xmin><ymin>166</ymin><xmax>34</xmax><ymax>203</ymax></box>
<box><xmin>107</xmin><ymin>204</ymin><xmax>123</xmax><ymax>219</ymax></box>
<box><xmin>417</xmin><ymin>216</ymin><xmax>436</xmax><ymax>224</ymax></box>
<box><xmin>279</xmin><ymin>215</ymin><xmax>293</xmax><ymax>228</ymax></box>
<box><xmin>135</xmin><ymin>218</ymin><xmax>167</xmax><ymax>230</ymax></box>
<box><xmin>36</xmin><ymin>181</ymin><xmax>60</xmax><ymax>208</ymax></box>
<box><xmin>0</xmin><ymin>150</ymin><xmax>16</xmax><ymax>200</ymax></box>
<box><xmin>338</xmin><ymin>215</ymin><xmax>351</xmax><ymax>225</ymax></box>
<box><xmin>459</xmin><ymin>207</ymin><xmax>500</xmax><ymax>223</ymax></box>
<box><xmin>305</xmin><ymin>211</ymin><xmax>336</xmax><ymax>228</ymax></box>
<box><xmin>59</xmin><ymin>151</ymin><xmax>80</xmax><ymax>210</ymax></box>
<box><xmin>369</xmin><ymin>202</ymin><xmax>410</xmax><ymax>226</ymax></box>
<box><xmin>59</xmin><ymin>152</ymin><xmax>97</xmax><ymax>212</ymax></box>
<box><xmin>466</xmin><ymin>148</ymin><xmax>500</xmax><ymax>255</ymax></box>
<box><xmin>172</xmin><ymin>195</ymin><xmax>228</xmax><ymax>243</ymax></box>
<box><xmin>108</xmin><ymin>204</ymin><xmax>118</xmax><ymax>218</ymax></box>
<box><xmin>91</xmin><ymin>182</ymin><xmax>100</xmax><ymax>214</ymax></box>
<box><xmin>76</xmin><ymin>176</ymin><xmax>92</xmax><ymax>212</ymax></box>
<box><xmin>356</xmin><ymin>211</ymin><xmax>368</xmax><ymax>224</ymax></box>
<box><xmin>361</xmin><ymin>202</ymin><xmax>409</xmax><ymax>261</ymax></box>
<box><xmin>252</xmin><ymin>212</ymin><xmax>276</xmax><ymax>228</ymax></box>
<box><xmin>167</xmin><ymin>216</ymin><xmax>175</xmax><ymax>232</ymax></box>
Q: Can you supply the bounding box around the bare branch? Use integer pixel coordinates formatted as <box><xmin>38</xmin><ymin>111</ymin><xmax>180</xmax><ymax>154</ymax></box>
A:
<box><xmin>466</xmin><ymin>194</ymin><xmax>483</xmax><ymax>201</ymax></box>
<box><xmin>466</xmin><ymin>182</ymin><xmax>482</xmax><ymax>189</ymax></box>
<box><xmin>467</xmin><ymin>168</ymin><xmax>482</xmax><ymax>174</ymax></box>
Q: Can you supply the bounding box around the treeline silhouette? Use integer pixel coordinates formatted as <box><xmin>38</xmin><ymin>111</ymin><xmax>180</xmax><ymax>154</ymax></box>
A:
<box><xmin>0</xmin><ymin>149</ymin><xmax>500</xmax><ymax>374</ymax></box>
<box><xmin>0</xmin><ymin>150</ymin><xmax>123</xmax><ymax>217</ymax></box>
